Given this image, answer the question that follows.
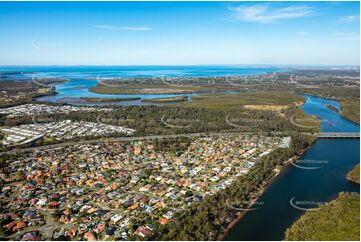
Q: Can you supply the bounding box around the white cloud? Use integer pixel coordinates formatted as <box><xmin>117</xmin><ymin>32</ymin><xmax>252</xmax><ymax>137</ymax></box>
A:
<box><xmin>93</xmin><ymin>25</ymin><xmax>151</xmax><ymax>31</ymax></box>
<box><xmin>334</xmin><ymin>32</ymin><xmax>360</xmax><ymax>42</ymax></box>
<box><xmin>122</xmin><ymin>27</ymin><xmax>151</xmax><ymax>31</ymax></box>
<box><xmin>339</xmin><ymin>15</ymin><xmax>359</xmax><ymax>23</ymax></box>
<box><xmin>93</xmin><ymin>25</ymin><xmax>114</xmax><ymax>29</ymax></box>
<box><xmin>296</xmin><ymin>31</ymin><xmax>308</xmax><ymax>36</ymax></box>
<box><xmin>229</xmin><ymin>4</ymin><xmax>313</xmax><ymax>23</ymax></box>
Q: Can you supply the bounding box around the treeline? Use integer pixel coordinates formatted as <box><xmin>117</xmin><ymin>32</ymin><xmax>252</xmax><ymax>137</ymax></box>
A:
<box><xmin>285</xmin><ymin>192</ymin><xmax>360</xmax><ymax>241</ymax></box>
<box><xmin>144</xmin><ymin>134</ymin><xmax>315</xmax><ymax>241</ymax></box>
<box><xmin>296</xmin><ymin>86</ymin><xmax>360</xmax><ymax>99</ymax></box>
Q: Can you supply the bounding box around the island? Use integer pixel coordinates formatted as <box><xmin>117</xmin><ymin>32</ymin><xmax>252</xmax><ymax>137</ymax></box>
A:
<box><xmin>141</xmin><ymin>96</ymin><xmax>189</xmax><ymax>103</ymax></box>
<box><xmin>80</xmin><ymin>97</ymin><xmax>141</xmax><ymax>103</ymax></box>
<box><xmin>326</xmin><ymin>104</ymin><xmax>339</xmax><ymax>113</ymax></box>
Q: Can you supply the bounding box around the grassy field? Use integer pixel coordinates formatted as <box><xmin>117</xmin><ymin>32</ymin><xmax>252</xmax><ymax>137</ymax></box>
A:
<box><xmin>347</xmin><ymin>164</ymin><xmax>360</xmax><ymax>184</ymax></box>
<box><xmin>285</xmin><ymin>192</ymin><xmax>360</xmax><ymax>241</ymax></box>
<box><xmin>340</xmin><ymin>98</ymin><xmax>360</xmax><ymax>124</ymax></box>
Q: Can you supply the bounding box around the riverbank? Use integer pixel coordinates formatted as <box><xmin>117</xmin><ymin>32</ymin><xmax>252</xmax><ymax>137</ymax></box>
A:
<box><xmin>218</xmin><ymin>144</ymin><xmax>313</xmax><ymax>240</ymax></box>
<box><xmin>223</xmin><ymin>93</ymin><xmax>359</xmax><ymax>241</ymax></box>
<box><xmin>299</xmin><ymin>92</ymin><xmax>360</xmax><ymax>124</ymax></box>
<box><xmin>339</xmin><ymin>98</ymin><xmax>360</xmax><ymax>124</ymax></box>
<box><xmin>347</xmin><ymin>164</ymin><xmax>360</xmax><ymax>184</ymax></box>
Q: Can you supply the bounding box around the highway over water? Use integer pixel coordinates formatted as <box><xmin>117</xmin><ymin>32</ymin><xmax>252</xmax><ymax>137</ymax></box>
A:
<box><xmin>314</xmin><ymin>132</ymin><xmax>360</xmax><ymax>139</ymax></box>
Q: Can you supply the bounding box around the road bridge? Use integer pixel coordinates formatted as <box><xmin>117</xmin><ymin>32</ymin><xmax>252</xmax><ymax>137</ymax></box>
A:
<box><xmin>314</xmin><ymin>132</ymin><xmax>360</xmax><ymax>139</ymax></box>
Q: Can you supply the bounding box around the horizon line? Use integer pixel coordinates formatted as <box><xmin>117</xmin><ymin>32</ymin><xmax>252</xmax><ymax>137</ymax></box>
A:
<box><xmin>0</xmin><ymin>64</ymin><xmax>359</xmax><ymax>67</ymax></box>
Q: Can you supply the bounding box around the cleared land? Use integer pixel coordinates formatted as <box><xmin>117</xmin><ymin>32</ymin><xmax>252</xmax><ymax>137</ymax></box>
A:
<box><xmin>243</xmin><ymin>104</ymin><xmax>289</xmax><ymax>112</ymax></box>
<box><xmin>285</xmin><ymin>192</ymin><xmax>360</xmax><ymax>241</ymax></box>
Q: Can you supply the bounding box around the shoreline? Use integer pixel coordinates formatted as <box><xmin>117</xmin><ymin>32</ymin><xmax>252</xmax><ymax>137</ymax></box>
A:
<box><xmin>300</xmin><ymin>92</ymin><xmax>360</xmax><ymax>125</ymax></box>
<box><xmin>218</xmin><ymin>147</ymin><xmax>311</xmax><ymax>241</ymax></box>
<box><xmin>80</xmin><ymin>97</ymin><xmax>141</xmax><ymax>103</ymax></box>
<box><xmin>339</xmin><ymin>112</ymin><xmax>360</xmax><ymax>125</ymax></box>
<box><xmin>88</xmin><ymin>87</ymin><xmax>241</xmax><ymax>96</ymax></box>
<box><xmin>89</xmin><ymin>86</ymin><xmax>199</xmax><ymax>95</ymax></box>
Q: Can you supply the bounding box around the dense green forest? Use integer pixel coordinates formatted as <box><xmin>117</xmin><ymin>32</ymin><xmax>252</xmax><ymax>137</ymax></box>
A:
<box><xmin>0</xmin><ymin>104</ymin><xmax>315</xmax><ymax>138</ymax></box>
<box><xmin>285</xmin><ymin>192</ymin><xmax>360</xmax><ymax>241</ymax></box>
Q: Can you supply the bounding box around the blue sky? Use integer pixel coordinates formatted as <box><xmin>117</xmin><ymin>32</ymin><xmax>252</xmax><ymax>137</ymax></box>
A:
<box><xmin>0</xmin><ymin>1</ymin><xmax>359</xmax><ymax>65</ymax></box>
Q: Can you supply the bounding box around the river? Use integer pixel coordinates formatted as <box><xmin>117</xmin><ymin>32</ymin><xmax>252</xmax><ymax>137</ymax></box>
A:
<box><xmin>0</xmin><ymin>66</ymin><xmax>283</xmax><ymax>105</ymax></box>
<box><xmin>224</xmin><ymin>94</ymin><xmax>360</xmax><ymax>241</ymax></box>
